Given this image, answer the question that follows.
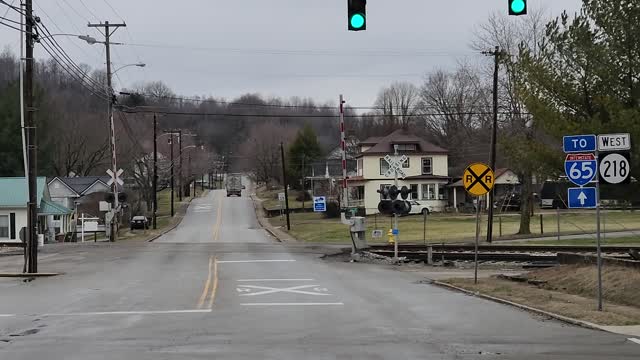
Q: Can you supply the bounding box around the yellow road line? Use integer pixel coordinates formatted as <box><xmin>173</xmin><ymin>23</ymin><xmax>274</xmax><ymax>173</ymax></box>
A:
<box><xmin>208</xmin><ymin>257</ymin><xmax>218</xmax><ymax>309</ymax></box>
<box><xmin>197</xmin><ymin>256</ymin><xmax>213</xmax><ymax>309</ymax></box>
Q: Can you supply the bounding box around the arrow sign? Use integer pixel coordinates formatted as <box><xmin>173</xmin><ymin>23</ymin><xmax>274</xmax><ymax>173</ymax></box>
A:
<box><xmin>568</xmin><ymin>187</ymin><xmax>596</xmax><ymax>209</ymax></box>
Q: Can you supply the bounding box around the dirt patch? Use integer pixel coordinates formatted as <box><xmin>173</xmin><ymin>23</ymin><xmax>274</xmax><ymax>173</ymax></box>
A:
<box><xmin>444</xmin><ymin>264</ymin><xmax>640</xmax><ymax>326</ymax></box>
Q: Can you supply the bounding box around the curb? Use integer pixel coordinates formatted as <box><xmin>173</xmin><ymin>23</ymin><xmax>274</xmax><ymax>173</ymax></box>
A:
<box><xmin>431</xmin><ymin>280</ymin><xmax>607</xmax><ymax>333</ymax></box>
<box><xmin>250</xmin><ymin>193</ymin><xmax>291</xmax><ymax>243</ymax></box>
<box><xmin>0</xmin><ymin>272</ymin><xmax>61</xmax><ymax>277</ymax></box>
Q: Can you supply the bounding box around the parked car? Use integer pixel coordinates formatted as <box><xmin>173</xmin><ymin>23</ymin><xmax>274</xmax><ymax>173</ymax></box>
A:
<box><xmin>408</xmin><ymin>200</ymin><xmax>432</xmax><ymax>215</ymax></box>
<box><xmin>130</xmin><ymin>216</ymin><xmax>149</xmax><ymax>230</ymax></box>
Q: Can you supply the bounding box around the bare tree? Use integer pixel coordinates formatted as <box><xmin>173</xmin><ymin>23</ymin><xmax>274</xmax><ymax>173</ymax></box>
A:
<box><xmin>374</xmin><ymin>81</ymin><xmax>420</xmax><ymax>130</ymax></box>
<box><xmin>239</xmin><ymin>122</ymin><xmax>297</xmax><ymax>184</ymax></box>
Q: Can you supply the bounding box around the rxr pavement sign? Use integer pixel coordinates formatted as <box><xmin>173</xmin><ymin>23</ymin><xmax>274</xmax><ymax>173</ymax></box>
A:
<box><xmin>463</xmin><ymin>163</ymin><xmax>494</xmax><ymax>196</ymax></box>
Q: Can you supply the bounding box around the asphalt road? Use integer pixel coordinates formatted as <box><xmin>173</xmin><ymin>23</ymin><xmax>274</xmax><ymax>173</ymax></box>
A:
<box><xmin>0</xmin><ymin>183</ymin><xmax>638</xmax><ymax>359</ymax></box>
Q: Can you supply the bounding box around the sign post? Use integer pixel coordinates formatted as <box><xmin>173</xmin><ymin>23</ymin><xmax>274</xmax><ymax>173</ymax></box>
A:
<box><xmin>382</xmin><ymin>145</ymin><xmax>408</xmax><ymax>261</ymax></box>
<box><xmin>463</xmin><ymin>163</ymin><xmax>495</xmax><ymax>284</ymax></box>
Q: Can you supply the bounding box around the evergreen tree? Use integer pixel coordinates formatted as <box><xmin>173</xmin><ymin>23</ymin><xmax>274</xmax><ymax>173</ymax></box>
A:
<box><xmin>287</xmin><ymin>124</ymin><xmax>323</xmax><ymax>190</ymax></box>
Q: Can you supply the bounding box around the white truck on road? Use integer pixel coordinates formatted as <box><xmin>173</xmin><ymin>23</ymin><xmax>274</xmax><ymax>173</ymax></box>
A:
<box><xmin>226</xmin><ymin>174</ymin><xmax>243</xmax><ymax>197</ymax></box>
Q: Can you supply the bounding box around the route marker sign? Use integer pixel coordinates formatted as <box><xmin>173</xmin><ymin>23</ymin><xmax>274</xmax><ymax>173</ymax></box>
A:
<box><xmin>563</xmin><ymin>134</ymin><xmax>596</xmax><ymax>153</ymax></box>
<box><xmin>599</xmin><ymin>152</ymin><xmax>631</xmax><ymax>184</ymax></box>
<box><xmin>463</xmin><ymin>163</ymin><xmax>495</xmax><ymax>196</ymax></box>
<box><xmin>598</xmin><ymin>133</ymin><xmax>631</xmax><ymax>152</ymax></box>
<box><xmin>564</xmin><ymin>153</ymin><xmax>597</xmax><ymax>186</ymax></box>
<box><xmin>568</xmin><ymin>187</ymin><xmax>597</xmax><ymax>208</ymax></box>
<box><xmin>313</xmin><ymin>196</ymin><xmax>326</xmax><ymax>212</ymax></box>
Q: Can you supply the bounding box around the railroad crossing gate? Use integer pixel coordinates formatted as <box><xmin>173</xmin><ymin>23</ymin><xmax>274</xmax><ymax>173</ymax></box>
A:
<box><xmin>463</xmin><ymin>163</ymin><xmax>495</xmax><ymax>197</ymax></box>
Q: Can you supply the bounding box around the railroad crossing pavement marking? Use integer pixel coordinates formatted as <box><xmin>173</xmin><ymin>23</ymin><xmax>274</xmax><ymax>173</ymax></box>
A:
<box><xmin>236</xmin><ymin>285</ymin><xmax>331</xmax><ymax>297</ymax></box>
<box><xmin>629</xmin><ymin>338</ymin><xmax>640</xmax><ymax>345</ymax></box>
<box><xmin>194</xmin><ymin>205</ymin><xmax>213</xmax><ymax>213</ymax></box>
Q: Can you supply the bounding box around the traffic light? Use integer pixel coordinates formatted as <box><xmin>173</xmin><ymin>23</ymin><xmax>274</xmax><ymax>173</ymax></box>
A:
<box><xmin>348</xmin><ymin>0</ymin><xmax>366</xmax><ymax>31</ymax></box>
<box><xmin>508</xmin><ymin>0</ymin><xmax>527</xmax><ymax>16</ymax></box>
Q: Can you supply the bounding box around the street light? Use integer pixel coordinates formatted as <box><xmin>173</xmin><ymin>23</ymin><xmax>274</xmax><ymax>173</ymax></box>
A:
<box><xmin>113</xmin><ymin>63</ymin><xmax>146</xmax><ymax>74</ymax></box>
<box><xmin>36</xmin><ymin>33</ymin><xmax>98</xmax><ymax>44</ymax></box>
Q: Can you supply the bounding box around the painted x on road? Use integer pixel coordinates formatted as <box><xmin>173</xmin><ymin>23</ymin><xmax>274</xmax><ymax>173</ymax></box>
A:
<box><xmin>238</xmin><ymin>285</ymin><xmax>331</xmax><ymax>297</ymax></box>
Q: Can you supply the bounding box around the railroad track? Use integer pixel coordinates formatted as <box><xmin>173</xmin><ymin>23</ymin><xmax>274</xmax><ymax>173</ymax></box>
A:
<box><xmin>367</xmin><ymin>244</ymin><xmax>639</xmax><ymax>264</ymax></box>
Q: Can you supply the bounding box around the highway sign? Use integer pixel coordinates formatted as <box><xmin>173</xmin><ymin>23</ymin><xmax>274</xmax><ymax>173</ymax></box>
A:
<box><xmin>313</xmin><ymin>196</ymin><xmax>326</xmax><ymax>212</ymax></box>
<box><xmin>563</xmin><ymin>134</ymin><xmax>596</xmax><ymax>153</ymax></box>
<box><xmin>564</xmin><ymin>153</ymin><xmax>597</xmax><ymax>186</ymax></box>
<box><xmin>598</xmin><ymin>133</ymin><xmax>631</xmax><ymax>152</ymax></box>
<box><xmin>463</xmin><ymin>163</ymin><xmax>494</xmax><ymax>196</ymax></box>
<box><xmin>383</xmin><ymin>154</ymin><xmax>407</xmax><ymax>179</ymax></box>
<box><xmin>599</xmin><ymin>152</ymin><xmax>631</xmax><ymax>184</ymax></box>
<box><xmin>568</xmin><ymin>187</ymin><xmax>597</xmax><ymax>208</ymax></box>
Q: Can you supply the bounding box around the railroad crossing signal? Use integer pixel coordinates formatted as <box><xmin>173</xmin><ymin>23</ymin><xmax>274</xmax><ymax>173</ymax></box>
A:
<box><xmin>106</xmin><ymin>168</ymin><xmax>124</xmax><ymax>186</ymax></box>
<box><xmin>383</xmin><ymin>154</ymin><xmax>407</xmax><ymax>179</ymax></box>
<box><xmin>463</xmin><ymin>163</ymin><xmax>494</xmax><ymax>196</ymax></box>
<box><xmin>347</xmin><ymin>0</ymin><xmax>366</xmax><ymax>31</ymax></box>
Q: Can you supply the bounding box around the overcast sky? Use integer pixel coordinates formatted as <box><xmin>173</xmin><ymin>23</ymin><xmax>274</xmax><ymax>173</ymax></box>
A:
<box><xmin>0</xmin><ymin>0</ymin><xmax>582</xmax><ymax>107</ymax></box>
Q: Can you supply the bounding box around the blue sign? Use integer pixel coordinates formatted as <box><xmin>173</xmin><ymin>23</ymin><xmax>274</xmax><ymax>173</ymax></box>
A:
<box><xmin>392</xmin><ymin>228</ymin><xmax>399</xmax><ymax>235</ymax></box>
<box><xmin>564</xmin><ymin>153</ymin><xmax>597</xmax><ymax>186</ymax></box>
<box><xmin>563</xmin><ymin>134</ymin><xmax>596</xmax><ymax>153</ymax></box>
<box><xmin>568</xmin><ymin>187</ymin><xmax>597</xmax><ymax>208</ymax></box>
<box><xmin>313</xmin><ymin>196</ymin><xmax>326</xmax><ymax>212</ymax></box>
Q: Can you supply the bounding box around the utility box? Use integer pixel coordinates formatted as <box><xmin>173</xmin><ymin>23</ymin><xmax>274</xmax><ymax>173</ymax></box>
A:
<box><xmin>349</xmin><ymin>216</ymin><xmax>367</xmax><ymax>250</ymax></box>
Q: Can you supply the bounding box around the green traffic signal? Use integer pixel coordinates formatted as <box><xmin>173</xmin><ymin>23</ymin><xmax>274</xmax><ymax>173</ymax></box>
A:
<box><xmin>509</xmin><ymin>0</ymin><xmax>527</xmax><ymax>16</ymax></box>
<box><xmin>350</xmin><ymin>13</ymin><xmax>365</xmax><ymax>29</ymax></box>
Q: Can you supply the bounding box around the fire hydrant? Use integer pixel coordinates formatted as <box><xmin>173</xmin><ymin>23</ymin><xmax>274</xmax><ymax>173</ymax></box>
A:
<box><xmin>387</xmin><ymin>229</ymin><xmax>395</xmax><ymax>244</ymax></box>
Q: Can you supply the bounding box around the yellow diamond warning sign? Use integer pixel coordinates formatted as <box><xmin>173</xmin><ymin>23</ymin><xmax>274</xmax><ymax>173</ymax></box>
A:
<box><xmin>463</xmin><ymin>163</ymin><xmax>495</xmax><ymax>196</ymax></box>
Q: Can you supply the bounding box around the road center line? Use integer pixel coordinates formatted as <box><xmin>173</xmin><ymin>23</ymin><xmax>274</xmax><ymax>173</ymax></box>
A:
<box><xmin>197</xmin><ymin>256</ymin><xmax>213</xmax><ymax>308</ymax></box>
<box><xmin>217</xmin><ymin>260</ymin><xmax>296</xmax><ymax>264</ymax></box>
<box><xmin>240</xmin><ymin>302</ymin><xmax>344</xmax><ymax>306</ymax></box>
<box><xmin>207</xmin><ymin>257</ymin><xmax>218</xmax><ymax>309</ymax></box>
<box><xmin>629</xmin><ymin>338</ymin><xmax>640</xmax><ymax>345</ymax></box>
<box><xmin>236</xmin><ymin>279</ymin><xmax>314</xmax><ymax>282</ymax></box>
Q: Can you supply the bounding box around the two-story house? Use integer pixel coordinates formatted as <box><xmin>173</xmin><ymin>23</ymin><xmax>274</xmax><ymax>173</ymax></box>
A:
<box><xmin>348</xmin><ymin>129</ymin><xmax>450</xmax><ymax>215</ymax></box>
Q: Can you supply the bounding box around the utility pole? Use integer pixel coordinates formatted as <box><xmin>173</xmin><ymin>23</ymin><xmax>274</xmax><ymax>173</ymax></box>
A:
<box><xmin>152</xmin><ymin>113</ymin><xmax>158</xmax><ymax>229</ymax></box>
<box><xmin>301</xmin><ymin>154</ymin><xmax>305</xmax><ymax>211</ymax></box>
<box><xmin>88</xmin><ymin>21</ymin><xmax>126</xmax><ymax>242</ymax></box>
<box><xmin>280</xmin><ymin>142</ymin><xmax>291</xmax><ymax>231</ymax></box>
<box><xmin>169</xmin><ymin>134</ymin><xmax>174</xmax><ymax>217</ymax></box>
<box><xmin>24</xmin><ymin>0</ymin><xmax>38</xmax><ymax>273</ymax></box>
<box><xmin>187</xmin><ymin>151</ymin><xmax>192</xmax><ymax>197</ymax></box>
<box><xmin>483</xmin><ymin>46</ymin><xmax>502</xmax><ymax>244</ymax></box>
<box><xmin>178</xmin><ymin>132</ymin><xmax>183</xmax><ymax>202</ymax></box>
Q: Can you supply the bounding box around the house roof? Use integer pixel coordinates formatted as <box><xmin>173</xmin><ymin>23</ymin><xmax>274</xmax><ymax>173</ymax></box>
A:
<box><xmin>50</xmin><ymin>176</ymin><xmax>114</xmax><ymax>195</ymax></box>
<box><xmin>360</xmin><ymin>137</ymin><xmax>383</xmax><ymax>145</ymax></box>
<box><xmin>0</xmin><ymin>177</ymin><xmax>47</xmax><ymax>208</ymax></box>
<box><xmin>358</xmin><ymin>129</ymin><xmax>447</xmax><ymax>156</ymax></box>
<box><xmin>39</xmin><ymin>199</ymin><xmax>73</xmax><ymax>215</ymax></box>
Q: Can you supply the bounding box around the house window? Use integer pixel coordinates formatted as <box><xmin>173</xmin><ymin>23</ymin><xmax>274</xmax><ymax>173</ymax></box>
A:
<box><xmin>395</xmin><ymin>144</ymin><xmax>417</xmax><ymax>151</ymax></box>
<box><xmin>380</xmin><ymin>158</ymin><xmax>390</xmax><ymax>175</ymax></box>
<box><xmin>410</xmin><ymin>184</ymin><xmax>418</xmax><ymax>200</ymax></box>
<box><xmin>402</xmin><ymin>158</ymin><xmax>410</xmax><ymax>168</ymax></box>
<box><xmin>421</xmin><ymin>157</ymin><xmax>433</xmax><ymax>175</ymax></box>
<box><xmin>53</xmin><ymin>215</ymin><xmax>61</xmax><ymax>221</ymax></box>
<box><xmin>0</xmin><ymin>215</ymin><xmax>8</xmax><ymax>238</ymax></box>
<box><xmin>380</xmin><ymin>184</ymin><xmax>392</xmax><ymax>199</ymax></box>
<box><xmin>357</xmin><ymin>159</ymin><xmax>363</xmax><ymax>176</ymax></box>
<box><xmin>438</xmin><ymin>183</ymin><xmax>449</xmax><ymax>200</ymax></box>
<box><xmin>421</xmin><ymin>184</ymin><xmax>436</xmax><ymax>200</ymax></box>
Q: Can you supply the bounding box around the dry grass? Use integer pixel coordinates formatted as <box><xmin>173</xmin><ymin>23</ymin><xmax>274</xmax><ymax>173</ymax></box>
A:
<box><xmin>445</xmin><ymin>265</ymin><xmax>640</xmax><ymax>326</ymax></box>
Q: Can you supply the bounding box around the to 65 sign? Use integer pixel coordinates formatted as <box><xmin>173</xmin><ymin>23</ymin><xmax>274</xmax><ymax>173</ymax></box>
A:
<box><xmin>565</xmin><ymin>153</ymin><xmax>597</xmax><ymax>186</ymax></box>
<box><xmin>600</xmin><ymin>153</ymin><xmax>631</xmax><ymax>184</ymax></box>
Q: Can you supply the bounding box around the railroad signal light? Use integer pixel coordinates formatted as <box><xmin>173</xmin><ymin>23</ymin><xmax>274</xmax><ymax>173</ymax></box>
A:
<box><xmin>508</xmin><ymin>0</ymin><xmax>527</xmax><ymax>16</ymax></box>
<box><xmin>348</xmin><ymin>0</ymin><xmax>366</xmax><ymax>31</ymax></box>
<box><xmin>400</xmin><ymin>186</ymin><xmax>410</xmax><ymax>200</ymax></box>
<box><xmin>388</xmin><ymin>185</ymin><xmax>399</xmax><ymax>200</ymax></box>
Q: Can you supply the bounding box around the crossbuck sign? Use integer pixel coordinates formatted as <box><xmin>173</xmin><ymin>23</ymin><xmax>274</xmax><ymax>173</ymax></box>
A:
<box><xmin>383</xmin><ymin>154</ymin><xmax>407</xmax><ymax>179</ymax></box>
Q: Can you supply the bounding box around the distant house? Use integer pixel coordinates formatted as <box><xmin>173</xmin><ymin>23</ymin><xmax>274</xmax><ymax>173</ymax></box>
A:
<box><xmin>348</xmin><ymin>129</ymin><xmax>450</xmax><ymax>215</ymax></box>
<box><xmin>0</xmin><ymin>177</ymin><xmax>72</xmax><ymax>244</ymax></box>
<box><xmin>48</xmin><ymin>176</ymin><xmax>114</xmax><ymax>209</ymax></box>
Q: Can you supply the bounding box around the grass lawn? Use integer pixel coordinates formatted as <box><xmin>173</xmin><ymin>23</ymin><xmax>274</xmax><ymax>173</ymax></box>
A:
<box><xmin>258</xmin><ymin>187</ymin><xmax>313</xmax><ymax>211</ymax></box>
<box><xmin>269</xmin><ymin>210</ymin><xmax>640</xmax><ymax>244</ymax></box>
<box><xmin>444</xmin><ymin>264</ymin><xmax>640</xmax><ymax>326</ymax></box>
<box><xmin>514</xmin><ymin>236</ymin><xmax>640</xmax><ymax>246</ymax></box>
